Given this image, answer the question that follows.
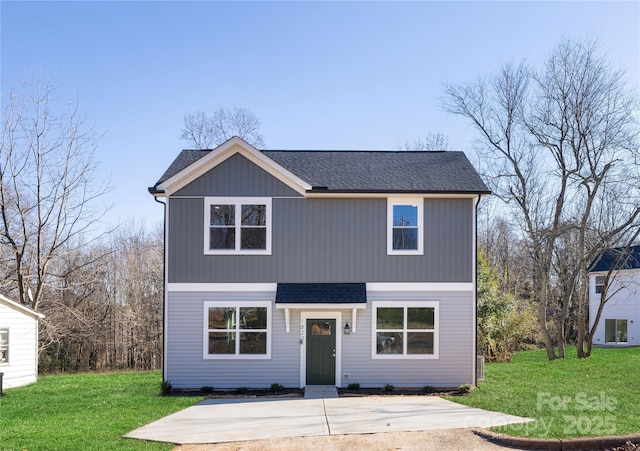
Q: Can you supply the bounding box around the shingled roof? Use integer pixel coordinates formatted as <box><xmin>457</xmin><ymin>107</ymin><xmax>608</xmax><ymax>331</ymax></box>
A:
<box><xmin>589</xmin><ymin>245</ymin><xmax>640</xmax><ymax>272</ymax></box>
<box><xmin>153</xmin><ymin>146</ymin><xmax>490</xmax><ymax>194</ymax></box>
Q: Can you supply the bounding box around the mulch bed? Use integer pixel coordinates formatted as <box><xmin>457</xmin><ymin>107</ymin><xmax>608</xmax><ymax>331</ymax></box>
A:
<box><xmin>169</xmin><ymin>386</ymin><xmax>466</xmax><ymax>398</ymax></box>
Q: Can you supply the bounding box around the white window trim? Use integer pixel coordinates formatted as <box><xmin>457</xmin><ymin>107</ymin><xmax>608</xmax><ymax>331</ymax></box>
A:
<box><xmin>0</xmin><ymin>327</ymin><xmax>8</xmax><ymax>365</ymax></box>
<box><xmin>371</xmin><ymin>301</ymin><xmax>439</xmax><ymax>359</ymax></box>
<box><xmin>204</xmin><ymin>197</ymin><xmax>272</xmax><ymax>255</ymax></box>
<box><xmin>595</xmin><ymin>275</ymin><xmax>606</xmax><ymax>294</ymax></box>
<box><xmin>605</xmin><ymin>318</ymin><xmax>628</xmax><ymax>344</ymax></box>
<box><xmin>203</xmin><ymin>300</ymin><xmax>272</xmax><ymax>360</ymax></box>
<box><xmin>387</xmin><ymin>197</ymin><xmax>424</xmax><ymax>255</ymax></box>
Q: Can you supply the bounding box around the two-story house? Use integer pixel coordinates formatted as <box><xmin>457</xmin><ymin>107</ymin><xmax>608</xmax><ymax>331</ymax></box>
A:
<box><xmin>149</xmin><ymin>137</ymin><xmax>490</xmax><ymax>389</ymax></box>
<box><xmin>589</xmin><ymin>245</ymin><xmax>640</xmax><ymax>346</ymax></box>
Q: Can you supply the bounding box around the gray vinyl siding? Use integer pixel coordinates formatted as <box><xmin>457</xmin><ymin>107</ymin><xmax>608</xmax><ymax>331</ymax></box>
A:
<box><xmin>168</xmin><ymin>197</ymin><xmax>473</xmax><ymax>283</ymax></box>
<box><xmin>166</xmin><ymin>291</ymin><xmax>300</xmax><ymax>389</ymax></box>
<box><xmin>174</xmin><ymin>153</ymin><xmax>302</xmax><ymax>197</ymax></box>
<box><xmin>165</xmin><ymin>290</ymin><xmax>474</xmax><ymax>389</ymax></box>
<box><xmin>342</xmin><ymin>290</ymin><xmax>474</xmax><ymax>388</ymax></box>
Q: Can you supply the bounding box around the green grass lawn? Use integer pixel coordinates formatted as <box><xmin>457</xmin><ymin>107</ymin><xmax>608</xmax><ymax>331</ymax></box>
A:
<box><xmin>0</xmin><ymin>371</ymin><xmax>202</xmax><ymax>451</ymax></box>
<box><xmin>450</xmin><ymin>346</ymin><xmax>640</xmax><ymax>439</ymax></box>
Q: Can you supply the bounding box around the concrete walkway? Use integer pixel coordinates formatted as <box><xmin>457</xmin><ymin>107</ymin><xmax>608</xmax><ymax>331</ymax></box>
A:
<box><xmin>304</xmin><ymin>385</ymin><xmax>339</xmax><ymax>399</ymax></box>
<box><xmin>125</xmin><ymin>396</ymin><xmax>533</xmax><ymax>445</ymax></box>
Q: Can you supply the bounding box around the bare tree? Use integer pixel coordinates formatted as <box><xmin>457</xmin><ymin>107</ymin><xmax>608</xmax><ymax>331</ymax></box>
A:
<box><xmin>395</xmin><ymin>132</ymin><xmax>449</xmax><ymax>151</ymax></box>
<box><xmin>0</xmin><ymin>75</ymin><xmax>110</xmax><ymax>312</ymax></box>
<box><xmin>443</xmin><ymin>38</ymin><xmax>640</xmax><ymax>360</ymax></box>
<box><xmin>181</xmin><ymin>107</ymin><xmax>265</xmax><ymax>149</ymax></box>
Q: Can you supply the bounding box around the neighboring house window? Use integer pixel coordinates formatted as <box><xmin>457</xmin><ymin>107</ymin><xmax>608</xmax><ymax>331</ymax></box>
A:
<box><xmin>387</xmin><ymin>198</ymin><xmax>424</xmax><ymax>255</ymax></box>
<box><xmin>0</xmin><ymin>328</ymin><xmax>8</xmax><ymax>364</ymax></box>
<box><xmin>204</xmin><ymin>197</ymin><xmax>272</xmax><ymax>255</ymax></box>
<box><xmin>595</xmin><ymin>275</ymin><xmax>606</xmax><ymax>294</ymax></box>
<box><xmin>203</xmin><ymin>301</ymin><xmax>271</xmax><ymax>359</ymax></box>
<box><xmin>605</xmin><ymin>319</ymin><xmax>627</xmax><ymax>344</ymax></box>
<box><xmin>372</xmin><ymin>301</ymin><xmax>438</xmax><ymax>359</ymax></box>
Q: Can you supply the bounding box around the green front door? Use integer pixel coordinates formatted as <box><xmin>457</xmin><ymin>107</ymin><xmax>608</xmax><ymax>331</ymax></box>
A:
<box><xmin>306</xmin><ymin>319</ymin><xmax>336</xmax><ymax>385</ymax></box>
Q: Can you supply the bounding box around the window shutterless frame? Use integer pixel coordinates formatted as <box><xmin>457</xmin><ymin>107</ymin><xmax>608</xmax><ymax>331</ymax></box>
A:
<box><xmin>595</xmin><ymin>275</ymin><xmax>606</xmax><ymax>294</ymax></box>
<box><xmin>204</xmin><ymin>197</ymin><xmax>272</xmax><ymax>255</ymax></box>
<box><xmin>371</xmin><ymin>301</ymin><xmax>439</xmax><ymax>359</ymax></box>
<box><xmin>203</xmin><ymin>301</ymin><xmax>272</xmax><ymax>359</ymax></box>
<box><xmin>0</xmin><ymin>328</ymin><xmax>8</xmax><ymax>364</ymax></box>
<box><xmin>387</xmin><ymin>198</ymin><xmax>424</xmax><ymax>255</ymax></box>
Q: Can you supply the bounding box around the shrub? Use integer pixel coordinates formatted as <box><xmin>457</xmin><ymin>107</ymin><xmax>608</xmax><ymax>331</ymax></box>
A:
<box><xmin>422</xmin><ymin>385</ymin><xmax>436</xmax><ymax>394</ymax></box>
<box><xmin>200</xmin><ymin>386</ymin><xmax>214</xmax><ymax>394</ymax></box>
<box><xmin>347</xmin><ymin>382</ymin><xmax>361</xmax><ymax>390</ymax></box>
<box><xmin>235</xmin><ymin>386</ymin><xmax>249</xmax><ymax>395</ymax></box>
<box><xmin>457</xmin><ymin>384</ymin><xmax>475</xmax><ymax>394</ymax></box>
<box><xmin>161</xmin><ymin>379</ymin><xmax>173</xmax><ymax>395</ymax></box>
<box><xmin>384</xmin><ymin>383</ymin><xmax>395</xmax><ymax>392</ymax></box>
<box><xmin>270</xmin><ymin>383</ymin><xmax>284</xmax><ymax>394</ymax></box>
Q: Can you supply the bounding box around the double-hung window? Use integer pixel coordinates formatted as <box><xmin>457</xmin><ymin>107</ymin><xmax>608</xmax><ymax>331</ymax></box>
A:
<box><xmin>372</xmin><ymin>301</ymin><xmax>438</xmax><ymax>359</ymax></box>
<box><xmin>387</xmin><ymin>198</ymin><xmax>424</xmax><ymax>255</ymax></box>
<box><xmin>204</xmin><ymin>197</ymin><xmax>272</xmax><ymax>255</ymax></box>
<box><xmin>203</xmin><ymin>301</ymin><xmax>271</xmax><ymax>359</ymax></box>
<box><xmin>595</xmin><ymin>275</ymin><xmax>606</xmax><ymax>294</ymax></box>
<box><xmin>0</xmin><ymin>328</ymin><xmax>8</xmax><ymax>364</ymax></box>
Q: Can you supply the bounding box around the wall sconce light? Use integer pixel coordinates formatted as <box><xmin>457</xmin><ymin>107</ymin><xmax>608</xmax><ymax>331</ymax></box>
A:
<box><xmin>344</xmin><ymin>321</ymin><xmax>351</xmax><ymax>334</ymax></box>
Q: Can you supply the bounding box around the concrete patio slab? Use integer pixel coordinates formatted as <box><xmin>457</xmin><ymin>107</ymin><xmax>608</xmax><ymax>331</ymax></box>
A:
<box><xmin>125</xmin><ymin>396</ymin><xmax>533</xmax><ymax>445</ymax></box>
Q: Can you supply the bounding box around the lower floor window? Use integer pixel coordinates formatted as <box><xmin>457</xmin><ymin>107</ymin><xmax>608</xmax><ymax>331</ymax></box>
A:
<box><xmin>372</xmin><ymin>301</ymin><xmax>438</xmax><ymax>359</ymax></box>
<box><xmin>0</xmin><ymin>328</ymin><xmax>8</xmax><ymax>363</ymax></box>
<box><xmin>204</xmin><ymin>301</ymin><xmax>271</xmax><ymax>359</ymax></box>
<box><xmin>605</xmin><ymin>319</ymin><xmax>627</xmax><ymax>343</ymax></box>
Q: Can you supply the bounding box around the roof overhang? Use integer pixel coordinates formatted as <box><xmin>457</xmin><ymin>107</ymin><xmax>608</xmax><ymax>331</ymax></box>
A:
<box><xmin>275</xmin><ymin>283</ymin><xmax>367</xmax><ymax>334</ymax></box>
<box><xmin>274</xmin><ymin>283</ymin><xmax>367</xmax><ymax>307</ymax></box>
<box><xmin>304</xmin><ymin>191</ymin><xmax>490</xmax><ymax>198</ymax></box>
<box><xmin>152</xmin><ymin>136</ymin><xmax>312</xmax><ymax>197</ymax></box>
<box><xmin>0</xmin><ymin>293</ymin><xmax>45</xmax><ymax>319</ymax></box>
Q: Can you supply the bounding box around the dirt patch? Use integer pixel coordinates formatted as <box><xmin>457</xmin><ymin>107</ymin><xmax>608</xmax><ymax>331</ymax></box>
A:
<box><xmin>172</xmin><ymin>429</ymin><xmax>511</xmax><ymax>451</ymax></box>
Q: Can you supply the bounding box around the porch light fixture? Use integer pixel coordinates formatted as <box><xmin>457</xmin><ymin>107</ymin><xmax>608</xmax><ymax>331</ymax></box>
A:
<box><xmin>344</xmin><ymin>321</ymin><xmax>352</xmax><ymax>335</ymax></box>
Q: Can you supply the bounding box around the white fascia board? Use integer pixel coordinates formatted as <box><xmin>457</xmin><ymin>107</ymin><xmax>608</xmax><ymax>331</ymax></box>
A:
<box><xmin>366</xmin><ymin>282</ymin><xmax>474</xmax><ymax>292</ymax></box>
<box><xmin>157</xmin><ymin>137</ymin><xmax>311</xmax><ymax>196</ymax></box>
<box><xmin>589</xmin><ymin>268</ymin><xmax>640</xmax><ymax>276</ymax></box>
<box><xmin>168</xmin><ymin>283</ymin><xmax>278</xmax><ymax>292</ymax></box>
<box><xmin>0</xmin><ymin>293</ymin><xmax>45</xmax><ymax>319</ymax></box>
<box><xmin>275</xmin><ymin>303</ymin><xmax>367</xmax><ymax>310</ymax></box>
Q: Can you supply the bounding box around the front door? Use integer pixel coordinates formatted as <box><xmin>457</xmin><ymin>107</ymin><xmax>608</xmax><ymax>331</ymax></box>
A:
<box><xmin>306</xmin><ymin>319</ymin><xmax>336</xmax><ymax>385</ymax></box>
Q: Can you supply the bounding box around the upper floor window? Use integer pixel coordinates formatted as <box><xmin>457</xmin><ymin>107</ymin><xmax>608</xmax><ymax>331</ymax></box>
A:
<box><xmin>204</xmin><ymin>197</ymin><xmax>272</xmax><ymax>255</ymax></box>
<box><xmin>595</xmin><ymin>275</ymin><xmax>606</xmax><ymax>294</ymax></box>
<box><xmin>0</xmin><ymin>328</ymin><xmax>8</xmax><ymax>364</ymax></box>
<box><xmin>387</xmin><ymin>198</ymin><xmax>424</xmax><ymax>255</ymax></box>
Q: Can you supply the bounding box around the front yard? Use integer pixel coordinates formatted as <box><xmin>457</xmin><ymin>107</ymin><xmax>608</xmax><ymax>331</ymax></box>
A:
<box><xmin>0</xmin><ymin>371</ymin><xmax>201</xmax><ymax>451</ymax></box>
<box><xmin>451</xmin><ymin>346</ymin><xmax>640</xmax><ymax>439</ymax></box>
<box><xmin>1</xmin><ymin>347</ymin><xmax>638</xmax><ymax>449</ymax></box>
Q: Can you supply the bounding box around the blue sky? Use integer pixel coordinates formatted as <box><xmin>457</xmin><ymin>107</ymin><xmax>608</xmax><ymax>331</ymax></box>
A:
<box><xmin>2</xmin><ymin>1</ymin><xmax>639</xmax><ymax>230</ymax></box>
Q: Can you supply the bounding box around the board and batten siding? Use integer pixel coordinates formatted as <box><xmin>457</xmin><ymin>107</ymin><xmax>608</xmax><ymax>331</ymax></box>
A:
<box><xmin>166</xmin><ymin>289</ymin><xmax>474</xmax><ymax>388</ymax></box>
<box><xmin>168</xmin><ymin>196</ymin><xmax>473</xmax><ymax>283</ymax></box>
<box><xmin>0</xmin><ymin>302</ymin><xmax>40</xmax><ymax>389</ymax></box>
<box><xmin>174</xmin><ymin>153</ymin><xmax>302</xmax><ymax>198</ymax></box>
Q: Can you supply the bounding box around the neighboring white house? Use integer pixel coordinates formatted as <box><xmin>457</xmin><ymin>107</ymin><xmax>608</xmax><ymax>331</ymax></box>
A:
<box><xmin>0</xmin><ymin>293</ymin><xmax>45</xmax><ymax>389</ymax></box>
<box><xmin>589</xmin><ymin>245</ymin><xmax>640</xmax><ymax>347</ymax></box>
